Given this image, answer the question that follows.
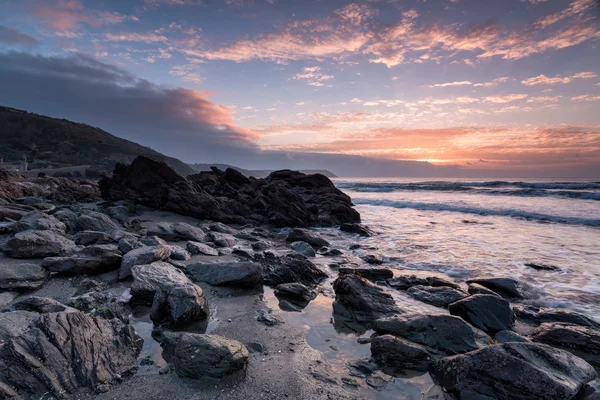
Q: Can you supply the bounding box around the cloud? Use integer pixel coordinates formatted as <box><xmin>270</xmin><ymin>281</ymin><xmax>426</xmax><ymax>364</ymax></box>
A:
<box><xmin>473</xmin><ymin>77</ymin><xmax>509</xmax><ymax>87</ymax></box>
<box><xmin>294</xmin><ymin>66</ymin><xmax>334</xmax><ymax>86</ymax></box>
<box><xmin>104</xmin><ymin>32</ymin><xmax>169</xmax><ymax>43</ymax></box>
<box><xmin>144</xmin><ymin>0</ymin><xmax>204</xmax><ymax>5</ymax></box>
<box><xmin>571</xmin><ymin>94</ymin><xmax>600</xmax><ymax>101</ymax></box>
<box><xmin>428</xmin><ymin>80</ymin><xmax>473</xmax><ymax>88</ymax></box>
<box><xmin>534</xmin><ymin>0</ymin><xmax>597</xmax><ymax>28</ymax></box>
<box><xmin>527</xmin><ymin>96</ymin><xmax>562</xmax><ymax>102</ymax></box>
<box><xmin>0</xmin><ymin>26</ymin><xmax>39</xmax><ymax>46</ymax></box>
<box><xmin>0</xmin><ymin>51</ymin><xmax>256</xmax><ymax>163</ymax></box>
<box><xmin>483</xmin><ymin>94</ymin><xmax>528</xmax><ymax>103</ymax></box>
<box><xmin>521</xmin><ymin>71</ymin><xmax>597</xmax><ymax>85</ymax></box>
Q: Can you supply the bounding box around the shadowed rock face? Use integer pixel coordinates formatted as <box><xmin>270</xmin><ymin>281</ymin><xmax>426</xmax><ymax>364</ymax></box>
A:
<box><xmin>100</xmin><ymin>156</ymin><xmax>360</xmax><ymax>227</ymax></box>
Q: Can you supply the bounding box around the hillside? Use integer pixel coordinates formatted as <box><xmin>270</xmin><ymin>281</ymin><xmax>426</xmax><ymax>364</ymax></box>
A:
<box><xmin>190</xmin><ymin>163</ymin><xmax>337</xmax><ymax>178</ymax></box>
<box><xmin>0</xmin><ymin>106</ymin><xmax>195</xmax><ymax>177</ymax></box>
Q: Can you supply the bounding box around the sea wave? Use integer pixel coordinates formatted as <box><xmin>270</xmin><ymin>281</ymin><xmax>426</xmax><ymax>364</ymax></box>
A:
<box><xmin>353</xmin><ymin>199</ymin><xmax>600</xmax><ymax>227</ymax></box>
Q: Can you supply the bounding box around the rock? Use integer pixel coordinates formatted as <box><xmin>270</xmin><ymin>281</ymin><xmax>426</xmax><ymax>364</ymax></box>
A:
<box><xmin>466</xmin><ymin>277</ymin><xmax>523</xmax><ymax>298</ymax></box>
<box><xmin>187</xmin><ymin>262</ymin><xmax>263</xmax><ymax>288</ymax></box>
<box><xmin>494</xmin><ymin>330</ymin><xmax>529</xmax><ymax>343</ymax></box>
<box><xmin>525</xmin><ymin>262</ymin><xmax>561</xmax><ymax>271</ymax></box>
<box><xmin>105</xmin><ymin>205</ymin><xmax>132</xmax><ymax>225</ymax></box>
<box><xmin>130</xmin><ymin>262</ymin><xmax>191</xmax><ymax>300</ymax></box>
<box><xmin>209</xmin><ymin>222</ymin><xmax>238</xmax><ymax>234</ymax></box>
<box><xmin>0</xmin><ymin>310</ymin><xmax>38</xmax><ymax>342</ymax></box>
<box><xmin>251</xmin><ymin>241</ymin><xmax>269</xmax><ymax>251</ymax></box>
<box><xmin>73</xmin><ymin>211</ymin><xmax>120</xmax><ymax>233</ymax></box>
<box><xmin>387</xmin><ymin>275</ymin><xmax>461</xmax><ymax>290</ymax></box>
<box><xmin>339</xmin><ymin>266</ymin><xmax>393</xmax><ymax>282</ymax></box>
<box><xmin>206</xmin><ymin>231</ymin><xmax>237</xmax><ymax>248</ymax></box>
<box><xmin>150</xmin><ymin>284</ymin><xmax>209</xmax><ymax>327</ymax></box>
<box><xmin>448</xmin><ymin>294</ymin><xmax>514</xmax><ymax>334</ymax></box>
<box><xmin>0</xmin><ymin>204</ymin><xmax>32</xmax><ymax>221</ymax></box>
<box><xmin>373</xmin><ymin>313</ymin><xmax>489</xmax><ymax>355</ymax></box>
<box><xmin>257</xmin><ymin>252</ymin><xmax>327</xmax><ymax>287</ymax></box>
<box><xmin>468</xmin><ymin>283</ymin><xmax>501</xmax><ymax>297</ymax></box>
<box><xmin>256</xmin><ymin>309</ymin><xmax>282</xmax><ymax>326</ymax></box>
<box><xmin>290</xmin><ymin>241</ymin><xmax>316</xmax><ymax>257</ymax></box>
<box><xmin>186</xmin><ymin>241</ymin><xmax>219</xmax><ymax>256</ymax></box>
<box><xmin>167</xmin><ymin>245</ymin><xmax>191</xmax><ymax>261</ymax></box>
<box><xmin>340</xmin><ymin>223</ymin><xmax>376</xmax><ymax>237</ymax></box>
<box><xmin>247</xmin><ymin>342</ymin><xmax>264</xmax><ymax>353</ymax></box>
<box><xmin>160</xmin><ymin>331</ymin><xmax>248</xmax><ymax>379</ymax></box>
<box><xmin>279</xmin><ymin>299</ymin><xmax>302</xmax><ymax>312</ymax></box>
<box><xmin>232</xmin><ymin>248</ymin><xmax>253</xmax><ymax>259</ymax></box>
<box><xmin>140</xmin><ymin>235</ymin><xmax>167</xmax><ymax>246</ymax></box>
<box><xmin>171</xmin><ymin>222</ymin><xmax>207</xmax><ymax>242</ymax></box>
<box><xmin>407</xmin><ymin>285</ymin><xmax>468</xmax><ymax>307</ymax></box>
<box><xmin>319</xmin><ymin>248</ymin><xmax>343</xmax><ymax>256</ymax></box>
<box><xmin>5</xmin><ymin>229</ymin><xmax>76</xmax><ymax>258</ymax></box>
<box><xmin>74</xmin><ymin>230</ymin><xmax>113</xmax><ymax>246</ymax></box>
<box><xmin>286</xmin><ymin>228</ymin><xmax>330</xmax><ymax>247</ymax></box>
<box><xmin>52</xmin><ymin>208</ymin><xmax>78</xmax><ymax>232</ymax></box>
<box><xmin>430</xmin><ymin>342</ymin><xmax>597</xmax><ymax>400</ymax></box>
<box><xmin>0</xmin><ymin>292</ymin><xmax>17</xmax><ymax>308</ymax></box>
<box><xmin>362</xmin><ymin>253</ymin><xmax>384</xmax><ymax>265</ymax></box>
<box><xmin>0</xmin><ymin>311</ymin><xmax>142</xmax><ymax>398</ymax></box>
<box><xmin>371</xmin><ymin>335</ymin><xmax>435</xmax><ymax>372</ymax></box>
<box><xmin>332</xmin><ymin>274</ymin><xmax>401</xmax><ymax>323</ymax></box>
<box><xmin>119</xmin><ymin>245</ymin><xmax>171</xmax><ymax>279</ymax></box>
<box><xmin>0</xmin><ymin>262</ymin><xmax>47</xmax><ymax>290</ymax></box>
<box><xmin>11</xmin><ymin>211</ymin><xmax>66</xmax><ymax>233</ymax></box>
<box><xmin>530</xmin><ymin>323</ymin><xmax>600</xmax><ymax>368</ymax></box>
<box><xmin>146</xmin><ymin>222</ymin><xmax>178</xmax><ymax>241</ymax></box>
<box><xmin>513</xmin><ymin>305</ymin><xmax>600</xmax><ymax>328</ymax></box>
<box><xmin>273</xmin><ymin>282</ymin><xmax>317</xmax><ymax>307</ymax></box>
<box><xmin>3</xmin><ymin>296</ymin><xmax>75</xmax><ymax>313</ymax></box>
<box><xmin>42</xmin><ymin>245</ymin><xmax>122</xmax><ymax>275</ymax></box>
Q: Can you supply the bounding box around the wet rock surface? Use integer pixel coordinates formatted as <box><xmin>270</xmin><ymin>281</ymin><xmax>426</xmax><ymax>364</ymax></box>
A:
<box><xmin>187</xmin><ymin>262</ymin><xmax>263</xmax><ymax>288</ymax></box>
<box><xmin>530</xmin><ymin>323</ymin><xmax>600</xmax><ymax>368</ymax></box>
<box><xmin>406</xmin><ymin>285</ymin><xmax>468</xmax><ymax>307</ymax></box>
<box><xmin>119</xmin><ymin>245</ymin><xmax>171</xmax><ymax>279</ymax></box>
<box><xmin>514</xmin><ymin>305</ymin><xmax>600</xmax><ymax>328</ymax></box>
<box><xmin>371</xmin><ymin>334</ymin><xmax>436</xmax><ymax>372</ymax></box>
<box><xmin>387</xmin><ymin>274</ymin><xmax>461</xmax><ymax>290</ymax></box>
<box><xmin>273</xmin><ymin>282</ymin><xmax>317</xmax><ymax>307</ymax></box>
<box><xmin>256</xmin><ymin>252</ymin><xmax>328</xmax><ymax>287</ymax></box>
<box><xmin>338</xmin><ymin>266</ymin><xmax>393</xmax><ymax>282</ymax></box>
<box><xmin>42</xmin><ymin>245</ymin><xmax>123</xmax><ymax>275</ymax></box>
<box><xmin>466</xmin><ymin>277</ymin><xmax>523</xmax><ymax>298</ymax></box>
<box><xmin>448</xmin><ymin>294</ymin><xmax>515</xmax><ymax>334</ymax></box>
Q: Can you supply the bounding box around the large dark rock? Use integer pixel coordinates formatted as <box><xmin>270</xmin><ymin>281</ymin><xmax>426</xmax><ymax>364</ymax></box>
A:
<box><xmin>332</xmin><ymin>274</ymin><xmax>401</xmax><ymax>323</ymax></box>
<box><xmin>5</xmin><ymin>229</ymin><xmax>76</xmax><ymax>258</ymax></box>
<box><xmin>339</xmin><ymin>266</ymin><xmax>393</xmax><ymax>282</ymax></box>
<box><xmin>74</xmin><ymin>230</ymin><xmax>113</xmax><ymax>246</ymax></box>
<box><xmin>171</xmin><ymin>222</ymin><xmax>207</xmax><ymax>242</ymax></box>
<box><xmin>373</xmin><ymin>313</ymin><xmax>489</xmax><ymax>355</ymax></box>
<box><xmin>160</xmin><ymin>331</ymin><xmax>248</xmax><ymax>379</ymax></box>
<box><xmin>11</xmin><ymin>211</ymin><xmax>66</xmax><ymax>233</ymax></box>
<box><xmin>340</xmin><ymin>223</ymin><xmax>376</xmax><ymax>237</ymax></box>
<box><xmin>3</xmin><ymin>296</ymin><xmax>75</xmax><ymax>313</ymax></box>
<box><xmin>0</xmin><ymin>311</ymin><xmax>38</xmax><ymax>342</ymax></box>
<box><xmin>290</xmin><ymin>241</ymin><xmax>316</xmax><ymax>257</ymax></box>
<box><xmin>466</xmin><ymin>277</ymin><xmax>523</xmax><ymax>298</ymax></box>
<box><xmin>99</xmin><ymin>156</ymin><xmax>360</xmax><ymax>227</ymax></box>
<box><xmin>0</xmin><ymin>311</ymin><xmax>142</xmax><ymax>398</ymax></box>
<box><xmin>407</xmin><ymin>285</ymin><xmax>468</xmax><ymax>307</ymax></box>
<box><xmin>42</xmin><ymin>245</ymin><xmax>122</xmax><ymax>275</ymax></box>
<box><xmin>371</xmin><ymin>334</ymin><xmax>436</xmax><ymax>372</ymax></box>
<box><xmin>73</xmin><ymin>211</ymin><xmax>120</xmax><ymax>233</ymax></box>
<box><xmin>514</xmin><ymin>305</ymin><xmax>600</xmax><ymax>328</ymax></box>
<box><xmin>273</xmin><ymin>282</ymin><xmax>317</xmax><ymax>307</ymax></box>
<box><xmin>0</xmin><ymin>262</ymin><xmax>47</xmax><ymax>290</ymax></box>
<box><xmin>387</xmin><ymin>275</ymin><xmax>460</xmax><ymax>290</ymax></box>
<box><xmin>187</xmin><ymin>262</ymin><xmax>263</xmax><ymax>288</ymax></box>
<box><xmin>256</xmin><ymin>252</ymin><xmax>327</xmax><ymax>287</ymax></box>
<box><xmin>530</xmin><ymin>323</ymin><xmax>600</xmax><ymax>368</ymax></box>
<box><xmin>186</xmin><ymin>241</ymin><xmax>219</xmax><ymax>256</ymax></box>
<box><xmin>430</xmin><ymin>342</ymin><xmax>597</xmax><ymax>400</ymax></box>
<box><xmin>286</xmin><ymin>228</ymin><xmax>330</xmax><ymax>247</ymax></box>
<box><xmin>448</xmin><ymin>294</ymin><xmax>514</xmax><ymax>334</ymax></box>
<box><xmin>119</xmin><ymin>245</ymin><xmax>171</xmax><ymax>279</ymax></box>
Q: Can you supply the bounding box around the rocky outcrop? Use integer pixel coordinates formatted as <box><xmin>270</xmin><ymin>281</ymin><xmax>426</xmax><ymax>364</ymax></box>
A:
<box><xmin>430</xmin><ymin>342</ymin><xmax>597</xmax><ymax>400</ymax></box>
<box><xmin>42</xmin><ymin>245</ymin><xmax>123</xmax><ymax>275</ymax></box>
<box><xmin>448</xmin><ymin>294</ymin><xmax>514</xmax><ymax>334</ymax></box>
<box><xmin>530</xmin><ymin>323</ymin><xmax>600</xmax><ymax>368</ymax></box>
<box><xmin>5</xmin><ymin>229</ymin><xmax>76</xmax><ymax>258</ymax></box>
<box><xmin>256</xmin><ymin>252</ymin><xmax>327</xmax><ymax>287</ymax></box>
<box><xmin>99</xmin><ymin>156</ymin><xmax>360</xmax><ymax>228</ymax></box>
<box><xmin>407</xmin><ymin>285</ymin><xmax>468</xmax><ymax>307</ymax></box>
<box><xmin>332</xmin><ymin>274</ymin><xmax>401</xmax><ymax>323</ymax></box>
<box><xmin>160</xmin><ymin>331</ymin><xmax>248</xmax><ymax>379</ymax></box>
<box><xmin>187</xmin><ymin>262</ymin><xmax>263</xmax><ymax>288</ymax></box>
<box><xmin>0</xmin><ymin>311</ymin><xmax>142</xmax><ymax>398</ymax></box>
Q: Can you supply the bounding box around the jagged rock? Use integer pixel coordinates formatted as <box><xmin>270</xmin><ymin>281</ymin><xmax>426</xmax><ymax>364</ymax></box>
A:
<box><xmin>466</xmin><ymin>277</ymin><xmax>523</xmax><ymax>298</ymax></box>
<box><xmin>186</xmin><ymin>241</ymin><xmax>219</xmax><ymax>256</ymax></box>
<box><xmin>513</xmin><ymin>305</ymin><xmax>600</xmax><ymax>328</ymax></box>
<box><xmin>256</xmin><ymin>252</ymin><xmax>327</xmax><ymax>287</ymax></box>
<box><xmin>448</xmin><ymin>294</ymin><xmax>514</xmax><ymax>334</ymax></box>
<box><xmin>274</xmin><ymin>282</ymin><xmax>317</xmax><ymax>307</ymax></box>
<box><xmin>0</xmin><ymin>262</ymin><xmax>47</xmax><ymax>290</ymax></box>
<box><xmin>407</xmin><ymin>285</ymin><xmax>468</xmax><ymax>307</ymax></box>
<box><xmin>145</xmin><ymin>222</ymin><xmax>179</xmax><ymax>241</ymax></box>
<box><xmin>362</xmin><ymin>253</ymin><xmax>384</xmax><ymax>265</ymax></box>
<box><xmin>52</xmin><ymin>208</ymin><xmax>78</xmax><ymax>233</ymax></box>
<box><xmin>117</xmin><ymin>237</ymin><xmax>144</xmax><ymax>254</ymax></box>
<box><xmin>468</xmin><ymin>283</ymin><xmax>501</xmax><ymax>296</ymax></box>
<box><xmin>42</xmin><ymin>245</ymin><xmax>122</xmax><ymax>275</ymax></box>
<box><xmin>160</xmin><ymin>331</ymin><xmax>248</xmax><ymax>379</ymax></box>
<box><xmin>140</xmin><ymin>235</ymin><xmax>167</xmax><ymax>246</ymax></box>
<box><xmin>187</xmin><ymin>262</ymin><xmax>263</xmax><ymax>288</ymax></box>
<box><xmin>0</xmin><ymin>310</ymin><xmax>38</xmax><ymax>342</ymax></box>
<box><xmin>171</xmin><ymin>222</ymin><xmax>207</xmax><ymax>242</ymax></box>
<box><xmin>286</xmin><ymin>228</ymin><xmax>330</xmax><ymax>247</ymax></box>
<box><xmin>530</xmin><ymin>323</ymin><xmax>600</xmax><ymax>368</ymax></box>
<box><xmin>74</xmin><ymin>230</ymin><xmax>113</xmax><ymax>245</ymax></box>
<box><xmin>73</xmin><ymin>211</ymin><xmax>120</xmax><ymax>233</ymax></box>
<box><xmin>525</xmin><ymin>262</ymin><xmax>561</xmax><ymax>271</ymax></box>
<box><xmin>167</xmin><ymin>245</ymin><xmax>191</xmax><ymax>261</ymax></box>
<box><xmin>387</xmin><ymin>275</ymin><xmax>461</xmax><ymax>290</ymax></box>
<box><xmin>11</xmin><ymin>211</ymin><xmax>66</xmax><ymax>233</ymax></box>
<box><xmin>494</xmin><ymin>330</ymin><xmax>529</xmax><ymax>343</ymax></box>
<box><xmin>209</xmin><ymin>222</ymin><xmax>238</xmax><ymax>234</ymax></box>
<box><xmin>339</xmin><ymin>266</ymin><xmax>393</xmax><ymax>282</ymax></box>
<box><xmin>373</xmin><ymin>313</ymin><xmax>489</xmax><ymax>355</ymax></box>
<box><xmin>332</xmin><ymin>274</ymin><xmax>401</xmax><ymax>323</ymax></box>
<box><xmin>340</xmin><ymin>223</ymin><xmax>376</xmax><ymax>237</ymax></box>
<box><xmin>3</xmin><ymin>296</ymin><xmax>75</xmax><ymax>313</ymax></box>
<box><xmin>119</xmin><ymin>245</ymin><xmax>171</xmax><ymax>279</ymax></box>
<box><xmin>0</xmin><ymin>204</ymin><xmax>33</xmax><ymax>221</ymax></box>
<box><xmin>206</xmin><ymin>231</ymin><xmax>236</xmax><ymax>247</ymax></box>
<box><xmin>130</xmin><ymin>261</ymin><xmax>191</xmax><ymax>300</ymax></box>
<box><xmin>430</xmin><ymin>342</ymin><xmax>597</xmax><ymax>400</ymax></box>
<box><xmin>290</xmin><ymin>241</ymin><xmax>316</xmax><ymax>257</ymax></box>
<box><xmin>5</xmin><ymin>229</ymin><xmax>76</xmax><ymax>258</ymax></box>
<box><xmin>0</xmin><ymin>311</ymin><xmax>143</xmax><ymax>398</ymax></box>
<box><xmin>371</xmin><ymin>335</ymin><xmax>435</xmax><ymax>372</ymax></box>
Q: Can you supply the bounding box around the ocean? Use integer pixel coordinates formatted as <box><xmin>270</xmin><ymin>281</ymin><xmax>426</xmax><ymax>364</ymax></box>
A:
<box><xmin>335</xmin><ymin>177</ymin><xmax>600</xmax><ymax>320</ymax></box>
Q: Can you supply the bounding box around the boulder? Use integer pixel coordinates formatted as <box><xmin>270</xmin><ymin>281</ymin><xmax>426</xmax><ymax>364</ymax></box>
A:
<box><xmin>286</xmin><ymin>228</ymin><xmax>330</xmax><ymax>247</ymax></box>
<box><xmin>340</xmin><ymin>223</ymin><xmax>376</xmax><ymax>237</ymax></box>
<box><xmin>209</xmin><ymin>222</ymin><xmax>238</xmax><ymax>234</ymax></box>
<box><xmin>42</xmin><ymin>245</ymin><xmax>122</xmax><ymax>275</ymax></box>
<box><xmin>387</xmin><ymin>275</ymin><xmax>461</xmax><ymax>290</ymax></box>
<box><xmin>407</xmin><ymin>285</ymin><xmax>468</xmax><ymax>307</ymax></box>
<box><xmin>160</xmin><ymin>331</ymin><xmax>248</xmax><ymax>379</ymax></box>
<box><xmin>206</xmin><ymin>231</ymin><xmax>236</xmax><ymax>248</ymax></box>
<box><xmin>430</xmin><ymin>342</ymin><xmax>597</xmax><ymax>400</ymax></box>
<box><xmin>105</xmin><ymin>204</ymin><xmax>132</xmax><ymax>225</ymax></box>
<box><xmin>468</xmin><ymin>283</ymin><xmax>501</xmax><ymax>297</ymax></box>
<box><xmin>74</xmin><ymin>230</ymin><xmax>113</xmax><ymax>246</ymax></box>
<box><xmin>0</xmin><ymin>262</ymin><xmax>47</xmax><ymax>290</ymax></box>
<box><xmin>273</xmin><ymin>282</ymin><xmax>317</xmax><ymax>307</ymax></box>
<box><xmin>117</xmin><ymin>237</ymin><xmax>144</xmax><ymax>254</ymax></box>
<box><xmin>119</xmin><ymin>245</ymin><xmax>171</xmax><ymax>279</ymax></box>
<box><xmin>339</xmin><ymin>266</ymin><xmax>393</xmax><ymax>282</ymax></box>
<box><xmin>256</xmin><ymin>252</ymin><xmax>327</xmax><ymax>287</ymax></box>
<box><xmin>290</xmin><ymin>241</ymin><xmax>316</xmax><ymax>257</ymax></box>
<box><xmin>5</xmin><ymin>230</ymin><xmax>76</xmax><ymax>258</ymax></box>
<box><xmin>332</xmin><ymin>274</ymin><xmax>401</xmax><ymax>323</ymax></box>
<box><xmin>171</xmin><ymin>222</ymin><xmax>207</xmax><ymax>242</ymax></box>
<box><xmin>362</xmin><ymin>253</ymin><xmax>384</xmax><ymax>265</ymax></box>
<box><xmin>513</xmin><ymin>305</ymin><xmax>600</xmax><ymax>328</ymax></box>
<box><xmin>52</xmin><ymin>208</ymin><xmax>78</xmax><ymax>233</ymax></box>
<box><xmin>251</xmin><ymin>241</ymin><xmax>269</xmax><ymax>252</ymax></box>
<box><xmin>0</xmin><ymin>310</ymin><xmax>38</xmax><ymax>342</ymax></box>
<box><xmin>186</xmin><ymin>241</ymin><xmax>219</xmax><ymax>256</ymax></box>
<box><xmin>187</xmin><ymin>262</ymin><xmax>263</xmax><ymax>288</ymax></box>
<box><xmin>0</xmin><ymin>311</ymin><xmax>143</xmax><ymax>398</ymax></box>
<box><xmin>130</xmin><ymin>261</ymin><xmax>190</xmax><ymax>300</ymax></box>
<box><xmin>494</xmin><ymin>330</ymin><xmax>529</xmax><ymax>343</ymax></box>
<box><xmin>73</xmin><ymin>211</ymin><xmax>120</xmax><ymax>233</ymax></box>
<box><xmin>448</xmin><ymin>294</ymin><xmax>514</xmax><ymax>334</ymax></box>
<box><xmin>145</xmin><ymin>222</ymin><xmax>178</xmax><ymax>241</ymax></box>
<box><xmin>3</xmin><ymin>296</ymin><xmax>75</xmax><ymax>313</ymax></box>
<box><xmin>370</xmin><ymin>334</ymin><xmax>436</xmax><ymax>372</ymax></box>
<box><xmin>373</xmin><ymin>313</ymin><xmax>489</xmax><ymax>355</ymax></box>
<box><xmin>466</xmin><ymin>277</ymin><xmax>523</xmax><ymax>298</ymax></box>
<box><xmin>530</xmin><ymin>323</ymin><xmax>600</xmax><ymax>368</ymax></box>
<box><xmin>11</xmin><ymin>211</ymin><xmax>66</xmax><ymax>233</ymax></box>
<box><xmin>140</xmin><ymin>235</ymin><xmax>167</xmax><ymax>246</ymax></box>
<box><xmin>167</xmin><ymin>245</ymin><xmax>191</xmax><ymax>261</ymax></box>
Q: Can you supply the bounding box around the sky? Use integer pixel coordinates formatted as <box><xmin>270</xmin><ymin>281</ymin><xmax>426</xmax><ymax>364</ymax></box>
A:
<box><xmin>0</xmin><ymin>0</ymin><xmax>599</xmax><ymax>177</ymax></box>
